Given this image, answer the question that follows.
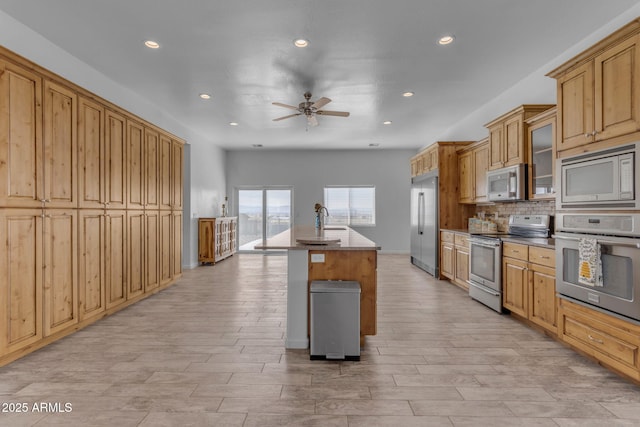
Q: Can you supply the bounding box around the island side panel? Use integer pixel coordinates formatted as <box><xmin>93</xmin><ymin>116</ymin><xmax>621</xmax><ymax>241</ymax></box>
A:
<box><xmin>286</xmin><ymin>250</ymin><xmax>309</xmax><ymax>349</ymax></box>
<box><xmin>308</xmin><ymin>250</ymin><xmax>377</xmax><ymax>344</ymax></box>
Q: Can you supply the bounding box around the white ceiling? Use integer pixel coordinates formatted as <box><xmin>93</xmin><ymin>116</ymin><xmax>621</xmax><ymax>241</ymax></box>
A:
<box><xmin>1</xmin><ymin>0</ymin><xmax>639</xmax><ymax>150</ymax></box>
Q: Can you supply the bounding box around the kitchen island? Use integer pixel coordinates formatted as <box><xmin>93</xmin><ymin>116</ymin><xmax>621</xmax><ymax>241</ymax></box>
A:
<box><xmin>255</xmin><ymin>225</ymin><xmax>381</xmax><ymax>349</ymax></box>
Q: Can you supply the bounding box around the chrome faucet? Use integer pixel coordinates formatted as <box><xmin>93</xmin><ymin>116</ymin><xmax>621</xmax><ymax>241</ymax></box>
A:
<box><xmin>314</xmin><ymin>203</ymin><xmax>329</xmax><ymax>230</ymax></box>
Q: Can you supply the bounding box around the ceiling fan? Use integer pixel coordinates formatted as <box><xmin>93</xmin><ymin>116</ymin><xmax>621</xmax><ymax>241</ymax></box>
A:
<box><xmin>272</xmin><ymin>92</ymin><xmax>350</xmax><ymax>127</ymax></box>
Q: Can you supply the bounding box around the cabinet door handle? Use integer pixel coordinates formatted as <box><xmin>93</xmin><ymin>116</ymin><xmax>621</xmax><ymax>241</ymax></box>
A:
<box><xmin>539</xmin><ymin>255</ymin><xmax>550</xmax><ymax>259</ymax></box>
<box><xmin>588</xmin><ymin>334</ymin><xmax>604</xmax><ymax>345</ymax></box>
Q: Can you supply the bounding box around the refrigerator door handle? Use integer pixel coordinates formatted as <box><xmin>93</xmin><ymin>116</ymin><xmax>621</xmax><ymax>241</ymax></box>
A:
<box><xmin>418</xmin><ymin>192</ymin><xmax>424</xmax><ymax>235</ymax></box>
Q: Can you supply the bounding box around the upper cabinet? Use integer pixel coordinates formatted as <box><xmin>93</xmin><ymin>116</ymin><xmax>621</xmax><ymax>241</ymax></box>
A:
<box><xmin>458</xmin><ymin>138</ymin><xmax>489</xmax><ymax>204</ymax></box>
<box><xmin>485</xmin><ymin>105</ymin><xmax>555</xmax><ymax>171</ymax></box>
<box><xmin>548</xmin><ymin>20</ymin><xmax>640</xmax><ymax>155</ymax></box>
<box><xmin>526</xmin><ymin>107</ymin><xmax>556</xmax><ymax>200</ymax></box>
<box><xmin>0</xmin><ymin>59</ymin><xmax>43</xmax><ymax>208</ymax></box>
<box><xmin>410</xmin><ymin>144</ymin><xmax>439</xmax><ymax>177</ymax></box>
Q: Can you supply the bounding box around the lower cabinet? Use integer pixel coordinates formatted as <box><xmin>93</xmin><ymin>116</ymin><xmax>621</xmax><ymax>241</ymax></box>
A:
<box><xmin>440</xmin><ymin>230</ymin><xmax>470</xmax><ymax>289</ymax></box>
<box><xmin>0</xmin><ymin>210</ymin><xmax>43</xmax><ymax>355</ymax></box>
<box><xmin>502</xmin><ymin>242</ymin><xmax>557</xmax><ymax>334</ymax></box>
<box><xmin>559</xmin><ymin>298</ymin><xmax>640</xmax><ymax>382</ymax></box>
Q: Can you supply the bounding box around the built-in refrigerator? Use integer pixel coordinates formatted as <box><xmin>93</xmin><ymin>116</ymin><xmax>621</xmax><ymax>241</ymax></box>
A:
<box><xmin>410</xmin><ymin>170</ymin><xmax>439</xmax><ymax>277</ymax></box>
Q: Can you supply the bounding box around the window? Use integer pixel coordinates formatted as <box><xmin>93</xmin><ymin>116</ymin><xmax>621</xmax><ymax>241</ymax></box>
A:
<box><xmin>324</xmin><ymin>186</ymin><xmax>375</xmax><ymax>226</ymax></box>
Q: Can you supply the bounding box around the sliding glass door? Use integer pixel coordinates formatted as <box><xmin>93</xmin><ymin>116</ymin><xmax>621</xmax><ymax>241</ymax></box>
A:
<box><xmin>237</xmin><ymin>187</ymin><xmax>292</xmax><ymax>251</ymax></box>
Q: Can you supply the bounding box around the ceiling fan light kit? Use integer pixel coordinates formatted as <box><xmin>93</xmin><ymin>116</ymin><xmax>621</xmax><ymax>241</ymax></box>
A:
<box><xmin>272</xmin><ymin>92</ymin><xmax>350</xmax><ymax>127</ymax></box>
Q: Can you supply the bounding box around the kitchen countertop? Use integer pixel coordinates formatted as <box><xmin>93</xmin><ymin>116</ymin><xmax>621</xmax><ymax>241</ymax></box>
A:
<box><xmin>440</xmin><ymin>228</ymin><xmax>555</xmax><ymax>249</ymax></box>
<box><xmin>254</xmin><ymin>225</ymin><xmax>381</xmax><ymax>250</ymax></box>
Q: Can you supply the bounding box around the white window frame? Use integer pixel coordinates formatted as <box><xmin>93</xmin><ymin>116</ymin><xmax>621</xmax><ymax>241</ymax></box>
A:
<box><xmin>323</xmin><ymin>185</ymin><xmax>376</xmax><ymax>226</ymax></box>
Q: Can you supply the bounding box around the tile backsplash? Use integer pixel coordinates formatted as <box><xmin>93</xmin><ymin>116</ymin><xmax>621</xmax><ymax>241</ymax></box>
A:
<box><xmin>473</xmin><ymin>199</ymin><xmax>555</xmax><ymax>231</ymax></box>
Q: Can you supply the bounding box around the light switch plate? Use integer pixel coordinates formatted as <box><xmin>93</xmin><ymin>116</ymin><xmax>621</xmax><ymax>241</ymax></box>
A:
<box><xmin>310</xmin><ymin>253</ymin><xmax>325</xmax><ymax>263</ymax></box>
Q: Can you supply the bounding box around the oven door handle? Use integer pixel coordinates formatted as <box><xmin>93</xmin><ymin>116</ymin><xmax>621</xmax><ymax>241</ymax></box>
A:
<box><xmin>468</xmin><ymin>281</ymin><xmax>500</xmax><ymax>297</ymax></box>
<box><xmin>554</xmin><ymin>234</ymin><xmax>640</xmax><ymax>249</ymax></box>
<box><xmin>469</xmin><ymin>238</ymin><xmax>501</xmax><ymax>248</ymax></box>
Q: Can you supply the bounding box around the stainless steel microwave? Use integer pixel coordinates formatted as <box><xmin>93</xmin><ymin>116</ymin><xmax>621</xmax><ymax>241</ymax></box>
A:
<box><xmin>487</xmin><ymin>164</ymin><xmax>526</xmax><ymax>202</ymax></box>
<box><xmin>557</xmin><ymin>142</ymin><xmax>640</xmax><ymax>210</ymax></box>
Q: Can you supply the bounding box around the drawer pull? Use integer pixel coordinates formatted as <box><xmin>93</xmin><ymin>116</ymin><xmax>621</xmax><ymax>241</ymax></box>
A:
<box><xmin>539</xmin><ymin>256</ymin><xmax>550</xmax><ymax>259</ymax></box>
<box><xmin>512</xmin><ymin>250</ymin><xmax>519</xmax><ymax>253</ymax></box>
<box><xmin>588</xmin><ymin>334</ymin><xmax>604</xmax><ymax>345</ymax></box>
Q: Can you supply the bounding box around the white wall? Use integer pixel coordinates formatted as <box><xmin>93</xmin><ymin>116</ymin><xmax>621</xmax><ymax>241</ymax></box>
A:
<box><xmin>226</xmin><ymin>149</ymin><xmax>415</xmax><ymax>253</ymax></box>
<box><xmin>0</xmin><ymin>10</ymin><xmax>226</xmax><ymax>269</ymax></box>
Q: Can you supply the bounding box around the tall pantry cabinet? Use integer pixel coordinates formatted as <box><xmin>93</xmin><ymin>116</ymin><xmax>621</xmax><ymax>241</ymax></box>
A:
<box><xmin>0</xmin><ymin>46</ymin><xmax>185</xmax><ymax>365</ymax></box>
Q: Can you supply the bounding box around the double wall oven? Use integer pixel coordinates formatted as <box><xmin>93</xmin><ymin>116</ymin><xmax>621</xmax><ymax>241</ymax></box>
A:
<box><xmin>555</xmin><ymin>142</ymin><xmax>640</xmax><ymax>323</ymax></box>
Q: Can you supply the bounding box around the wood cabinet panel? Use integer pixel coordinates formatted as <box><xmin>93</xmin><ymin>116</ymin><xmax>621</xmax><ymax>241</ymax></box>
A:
<box><xmin>105</xmin><ymin>211</ymin><xmax>127</xmax><ymax>309</ymax></box>
<box><xmin>78</xmin><ymin>210</ymin><xmax>105</xmax><ymax>319</ymax></box>
<box><xmin>78</xmin><ymin>97</ymin><xmax>104</xmax><ymax>209</ymax></box>
<box><xmin>127</xmin><ymin>210</ymin><xmax>145</xmax><ymax>299</ymax></box>
<box><xmin>172</xmin><ymin>141</ymin><xmax>183</xmax><ymax>210</ymax></box>
<box><xmin>127</xmin><ymin>120</ymin><xmax>145</xmax><ymax>210</ymax></box>
<box><xmin>0</xmin><ymin>60</ymin><xmax>43</xmax><ymax>208</ymax></box>
<box><xmin>43</xmin><ymin>81</ymin><xmax>77</xmax><ymax>208</ymax></box>
<box><xmin>458</xmin><ymin>151</ymin><xmax>473</xmax><ymax>203</ymax></box>
<box><xmin>529</xmin><ymin>263</ymin><xmax>557</xmax><ymax>333</ymax></box>
<box><xmin>595</xmin><ymin>34</ymin><xmax>640</xmax><ymax>141</ymax></box>
<box><xmin>145</xmin><ymin>210</ymin><xmax>160</xmax><ymax>292</ymax></box>
<box><xmin>159</xmin><ymin>134</ymin><xmax>172</xmax><ymax>210</ymax></box>
<box><xmin>559</xmin><ymin>299</ymin><xmax>640</xmax><ymax>381</ymax></box>
<box><xmin>502</xmin><ymin>257</ymin><xmax>528</xmax><ymax>317</ymax></box>
<box><xmin>454</xmin><ymin>244</ymin><xmax>469</xmax><ymax>289</ymax></box>
<box><xmin>503</xmin><ymin>242</ymin><xmax>528</xmax><ymax>261</ymax></box>
<box><xmin>43</xmin><ymin>210</ymin><xmax>78</xmax><ymax>336</ymax></box>
<box><xmin>473</xmin><ymin>142</ymin><xmax>489</xmax><ymax>202</ymax></box>
<box><xmin>145</xmin><ymin>128</ymin><xmax>160</xmax><ymax>210</ymax></box>
<box><xmin>105</xmin><ymin>110</ymin><xmax>127</xmax><ymax>209</ymax></box>
<box><xmin>556</xmin><ymin>63</ymin><xmax>595</xmax><ymax>151</ymax></box>
<box><xmin>160</xmin><ymin>210</ymin><xmax>173</xmax><ymax>286</ymax></box>
<box><xmin>172</xmin><ymin>211</ymin><xmax>183</xmax><ymax>278</ymax></box>
<box><xmin>0</xmin><ymin>210</ymin><xmax>43</xmax><ymax>354</ymax></box>
<box><xmin>440</xmin><ymin>241</ymin><xmax>454</xmax><ymax>280</ymax></box>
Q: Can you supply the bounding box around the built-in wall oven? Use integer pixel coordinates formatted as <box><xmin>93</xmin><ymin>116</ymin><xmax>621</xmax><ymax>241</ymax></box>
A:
<box><xmin>555</xmin><ymin>213</ymin><xmax>640</xmax><ymax>323</ymax></box>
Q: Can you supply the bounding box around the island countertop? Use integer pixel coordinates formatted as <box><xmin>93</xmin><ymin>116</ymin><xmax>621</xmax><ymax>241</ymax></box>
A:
<box><xmin>254</xmin><ymin>225</ymin><xmax>381</xmax><ymax>250</ymax></box>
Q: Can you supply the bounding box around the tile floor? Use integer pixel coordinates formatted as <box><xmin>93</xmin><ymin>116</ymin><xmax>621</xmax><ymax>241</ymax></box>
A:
<box><xmin>1</xmin><ymin>254</ymin><xmax>640</xmax><ymax>426</ymax></box>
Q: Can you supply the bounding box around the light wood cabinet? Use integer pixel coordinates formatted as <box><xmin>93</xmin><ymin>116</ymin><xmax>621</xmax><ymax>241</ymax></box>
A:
<box><xmin>0</xmin><ymin>46</ymin><xmax>185</xmax><ymax>366</ymax></box>
<box><xmin>485</xmin><ymin>105</ymin><xmax>554</xmax><ymax>170</ymax></box>
<box><xmin>549</xmin><ymin>22</ymin><xmax>640</xmax><ymax>154</ymax></box>
<box><xmin>78</xmin><ymin>102</ymin><xmax>128</xmax><ymax>209</ymax></box>
<box><xmin>78</xmin><ymin>97</ymin><xmax>104</xmax><ymax>209</ymax></box>
<box><xmin>559</xmin><ymin>298</ymin><xmax>640</xmax><ymax>382</ymax></box>
<box><xmin>0</xmin><ymin>59</ymin><xmax>43</xmax><ymax>208</ymax></box>
<box><xmin>440</xmin><ymin>233</ymin><xmax>455</xmax><ymax>280</ymax></box>
<box><xmin>458</xmin><ymin>139</ymin><xmax>489</xmax><ymax>204</ymax></box>
<box><xmin>503</xmin><ymin>242</ymin><xmax>557</xmax><ymax>334</ymax></box>
<box><xmin>172</xmin><ymin>211</ymin><xmax>183</xmax><ymax>279</ymax></box>
<box><xmin>526</xmin><ymin>107</ymin><xmax>556</xmax><ymax>200</ymax></box>
<box><xmin>440</xmin><ymin>230</ymin><xmax>469</xmax><ymax>289</ymax></box>
<box><xmin>198</xmin><ymin>217</ymin><xmax>237</xmax><ymax>264</ymax></box>
<box><xmin>43</xmin><ymin>209</ymin><xmax>78</xmax><ymax>336</ymax></box>
<box><xmin>0</xmin><ymin>210</ymin><xmax>43</xmax><ymax>354</ymax></box>
<box><xmin>43</xmin><ymin>81</ymin><xmax>77</xmax><ymax>209</ymax></box>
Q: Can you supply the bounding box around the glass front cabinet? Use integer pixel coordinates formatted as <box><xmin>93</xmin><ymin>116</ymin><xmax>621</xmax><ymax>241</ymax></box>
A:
<box><xmin>526</xmin><ymin>107</ymin><xmax>556</xmax><ymax>200</ymax></box>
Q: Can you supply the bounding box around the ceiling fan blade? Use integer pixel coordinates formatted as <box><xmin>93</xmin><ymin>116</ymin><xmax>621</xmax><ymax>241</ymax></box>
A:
<box><xmin>272</xmin><ymin>102</ymin><xmax>299</xmax><ymax>111</ymax></box>
<box><xmin>272</xmin><ymin>113</ymin><xmax>301</xmax><ymax>121</ymax></box>
<box><xmin>311</xmin><ymin>97</ymin><xmax>331</xmax><ymax>109</ymax></box>
<box><xmin>316</xmin><ymin>110</ymin><xmax>350</xmax><ymax>117</ymax></box>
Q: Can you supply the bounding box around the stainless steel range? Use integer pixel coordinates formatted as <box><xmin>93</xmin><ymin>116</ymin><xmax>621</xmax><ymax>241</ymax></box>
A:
<box><xmin>469</xmin><ymin>215</ymin><xmax>552</xmax><ymax>313</ymax></box>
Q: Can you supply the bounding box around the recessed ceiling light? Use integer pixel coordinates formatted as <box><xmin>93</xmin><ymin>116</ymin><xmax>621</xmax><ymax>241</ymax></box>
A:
<box><xmin>199</xmin><ymin>93</ymin><xmax>211</xmax><ymax>99</ymax></box>
<box><xmin>383</xmin><ymin>121</ymin><xmax>392</xmax><ymax>125</ymax></box>
<box><xmin>144</xmin><ymin>40</ymin><xmax>160</xmax><ymax>49</ymax></box>
<box><xmin>229</xmin><ymin>122</ymin><xmax>239</xmax><ymax>126</ymax></box>
<box><xmin>252</xmin><ymin>144</ymin><xmax>263</xmax><ymax>148</ymax></box>
<box><xmin>369</xmin><ymin>143</ymin><xmax>380</xmax><ymax>147</ymax></box>
<box><xmin>294</xmin><ymin>38</ymin><xmax>309</xmax><ymax>48</ymax></box>
<box><xmin>402</xmin><ymin>92</ymin><xmax>414</xmax><ymax>97</ymax></box>
<box><xmin>438</xmin><ymin>35</ymin><xmax>455</xmax><ymax>45</ymax></box>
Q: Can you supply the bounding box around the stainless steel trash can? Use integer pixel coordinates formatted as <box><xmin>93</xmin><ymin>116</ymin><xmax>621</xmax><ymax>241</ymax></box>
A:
<box><xmin>310</xmin><ymin>280</ymin><xmax>360</xmax><ymax>361</ymax></box>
